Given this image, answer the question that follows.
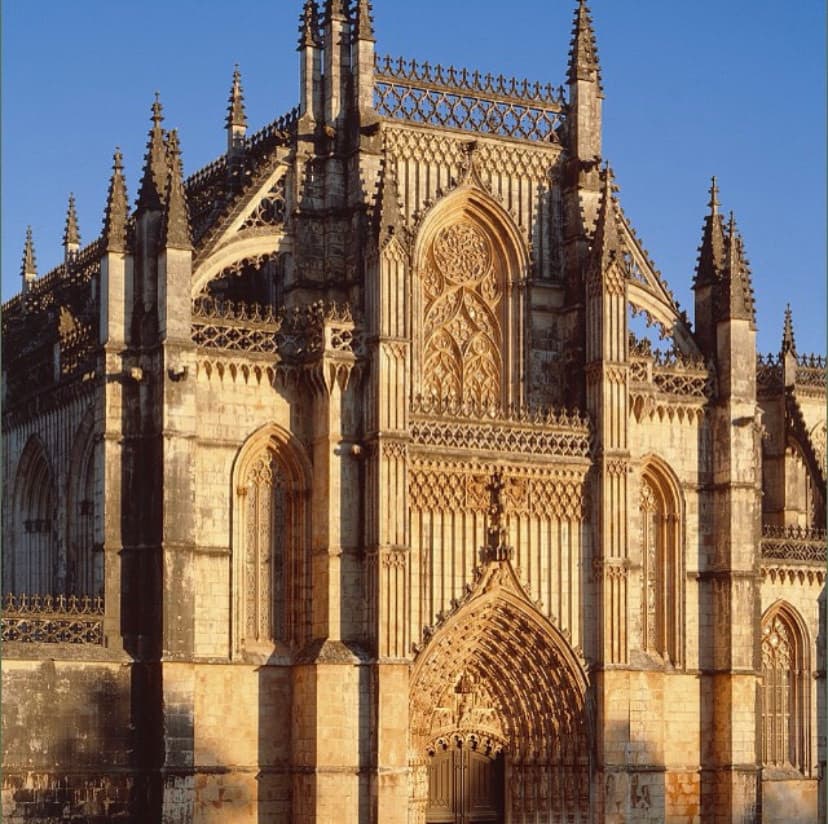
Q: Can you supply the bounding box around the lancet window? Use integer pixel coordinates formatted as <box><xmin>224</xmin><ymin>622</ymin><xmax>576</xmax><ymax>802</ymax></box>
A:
<box><xmin>421</xmin><ymin>220</ymin><xmax>503</xmax><ymax>407</ymax></box>
<box><xmin>761</xmin><ymin>604</ymin><xmax>809</xmax><ymax>772</ymax></box>
<box><xmin>68</xmin><ymin>438</ymin><xmax>101</xmax><ymax>596</ymax></box>
<box><xmin>639</xmin><ymin>464</ymin><xmax>682</xmax><ymax>664</ymax></box>
<box><xmin>7</xmin><ymin>437</ymin><xmax>57</xmax><ymax>595</ymax></box>
<box><xmin>235</xmin><ymin>431</ymin><xmax>308</xmax><ymax>650</ymax></box>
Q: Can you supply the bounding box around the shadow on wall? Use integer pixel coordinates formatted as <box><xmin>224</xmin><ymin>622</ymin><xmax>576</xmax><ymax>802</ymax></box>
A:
<box><xmin>600</xmin><ymin>720</ymin><xmax>667</xmax><ymax>824</ymax></box>
<box><xmin>1</xmin><ymin>659</ymin><xmax>136</xmax><ymax>822</ymax></box>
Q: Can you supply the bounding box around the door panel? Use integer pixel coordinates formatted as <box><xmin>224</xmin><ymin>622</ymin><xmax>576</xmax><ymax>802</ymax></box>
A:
<box><xmin>426</xmin><ymin>747</ymin><xmax>504</xmax><ymax>824</ymax></box>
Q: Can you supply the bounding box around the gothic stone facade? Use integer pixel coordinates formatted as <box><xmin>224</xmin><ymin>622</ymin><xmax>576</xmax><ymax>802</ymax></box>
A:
<box><xmin>2</xmin><ymin>2</ymin><xmax>826</xmax><ymax>823</ymax></box>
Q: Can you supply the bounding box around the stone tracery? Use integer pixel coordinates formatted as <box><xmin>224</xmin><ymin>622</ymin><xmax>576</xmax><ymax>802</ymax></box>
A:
<box><xmin>421</xmin><ymin>220</ymin><xmax>503</xmax><ymax>406</ymax></box>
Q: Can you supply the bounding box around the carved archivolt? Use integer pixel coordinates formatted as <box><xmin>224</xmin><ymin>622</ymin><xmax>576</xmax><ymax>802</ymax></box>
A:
<box><xmin>410</xmin><ymin>559</ymin><xmax>590</xmax><ymax>822</ymax></box>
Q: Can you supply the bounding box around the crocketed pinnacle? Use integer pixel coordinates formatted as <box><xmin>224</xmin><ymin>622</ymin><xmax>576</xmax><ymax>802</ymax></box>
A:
<box><xmin>591</xmin><ymin>164</ymin><xmax>623</xmax><ymax>269</ymax></box>
<box><xmin>781</xmin><ymin>304</ymin><xmax>796</xmax><ymax>355</ymax></box>
<box><xmin>103</xmin><ymin>148</ymin><xmax>129</xmax><ymax>252</ymax></box>
<box><xmin>137</xmin><ymin>92</ymin><xmax>168</xmax><ymax>212</ymax></box>
<box><xmin>354</xmin><ymin>0</ymin><xmax>375</xmax><ymax>41</ymax></box>
<box><xmin>161</xmin><ymin>129</ymin><xmax>193</xmax><ymax>250</ymax></box>
<box><xmin>298</xmin><ymin>0</ymin><xmax>320</xmax><ymax>48</ymax></box>
<box><xmin>226</xmin><ymin>65</ymin><xmax>247</xmax><ymax>130</ymax></box>
<box><xmin>721</xmin><ymin>211</ymin><xmax>757</xmax><ymax>326</ymax></box>
<box><xmin>63</xmin><ymin>193</ymin><xmax>80</xmax><ymax>248</ymax></box>
<box><xmin>693</xmin><ymin>176</ymin><xmax>726</xmax><ymax>288</ymax></box>
<box><xmin>374</xmin><ymin>162</ymin><xmax>405</xmax><ymax>243</ymax></box>
<box><xmin>567</xmin><ymin>0</ymin><xmax>603</xmax><ymax>91</ymax></box>
<box><xmin>21</xmin><ymin>226</ymin><xmax>37</xmax><ymax>280</ymax></box>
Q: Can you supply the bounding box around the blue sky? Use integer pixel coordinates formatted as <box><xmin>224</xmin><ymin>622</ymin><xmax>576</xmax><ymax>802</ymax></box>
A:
<box><xmin>3</xmin><ymin>1</ymin><xmax>824</xmax><ymax>355</ymax></box>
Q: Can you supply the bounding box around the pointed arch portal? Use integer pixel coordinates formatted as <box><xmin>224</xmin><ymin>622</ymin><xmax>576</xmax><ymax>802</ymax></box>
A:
<box><xmin>410</xmin><ymin>560</ymin><xmax>590</xmax><ymax>824</ymax></box>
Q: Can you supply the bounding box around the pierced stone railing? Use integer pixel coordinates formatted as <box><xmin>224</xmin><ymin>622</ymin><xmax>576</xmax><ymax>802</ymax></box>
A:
<box><xmin>760</xmin><ymin>525</ymin><xmax>826</xmax><ymax>564</ymax></box>
<box><xmin>1</xmin><ymin>593</ymin><xmax>105</xmax><ymax>645</ymax></box>
<box><xmin>410</xmin><ymin>395</ymin><xmax>591</xmax><ymax>458</ymax></box>
<box><xmin>374</xmin><ymin>54</ymin><xmax>565</xmax><ymax>142</ymax></box>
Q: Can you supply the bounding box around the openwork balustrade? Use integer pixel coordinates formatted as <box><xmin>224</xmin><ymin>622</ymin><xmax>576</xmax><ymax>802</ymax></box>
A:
<box><xmin>410</xmin><ymin>395</ymin><xmax>590</xmax><ymax>458</ymax></box>
<box><xmin>192</xmin><ymin>297</ymin><xmax>361</xmax><ymax>361</ymax></box>
<box><xmin>374</xmin><ymin>54</ymin><xmax>565</xmax><ymax>142</ymax></box>
<box><xmin>1</xmin><ymin>593</ymin><xmax>105</xmax><ymax>645</ymax></box>
<box><xmin>760</xmin><ymin>525</ymin><xmax>826</xmax><ymax>564</ymax></box>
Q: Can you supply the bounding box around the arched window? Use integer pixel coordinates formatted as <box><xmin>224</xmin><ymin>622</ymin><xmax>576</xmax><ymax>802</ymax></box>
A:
<box><xmin>67</xmin><ymin>425</ymin><xmax>101</xmax><ymax>597</ymax></box>
<box><xmin>761</xmin><ymin>603</ymin><xmax>810</xmax><ymax>772</ymax></box>
<box><xmin>234</xmin><ymin>427</ymin><xmax>310</xmax><ymax>651</ymax></box>
<box><xmin>414</xmin><ymin>188</ymin><xmax>528</xmax><ymax>410</ymax></box>
<box><xmin>639</xmin><ymin>461</ymin><xmax>683</xmax><ymax>665</ymax></box>
<box><xmin>8</xmin><ymin>437</ymin><xmax>57</xmax><ymax>594</ymax></box>
<box><xmin>420</xmin><ymin>220</ymin><xmax>503</xmax><ymax>406</ymax></box>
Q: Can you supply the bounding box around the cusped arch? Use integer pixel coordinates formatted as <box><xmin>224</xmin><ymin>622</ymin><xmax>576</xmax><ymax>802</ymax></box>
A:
<box><xmin>762</xmin><ymin>599</ymin><xmax>810</xmax><ymax>667</ymax></box>
<box><xmin>413</xmin><ymin>184</ymin><xmax>530</xmax><ymax>408</ymax></box>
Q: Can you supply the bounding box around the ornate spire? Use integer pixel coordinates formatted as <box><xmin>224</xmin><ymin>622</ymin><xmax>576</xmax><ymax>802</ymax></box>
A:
<box><xmin>62</xmin><ymin>193</ymin><xmax>80</xmax><ymax>255</ymax></box>
<box><xmin>298</xmin><ymin>0</ymin><xmax>320</xmax><ymax>48</ymax></box>
<box><xmin>567</xmin><ymin>0</ymin><xmax>603</xmax><ymax>91</ymax></box>
<box><xmin>781</xmin><ymin>304</ymin><xmax>796</xmax><ymax>356</ymax></box>
<box><xmin>693</xmin><ymin>176</ymin><xmax>726</xmax><ymax>288</ymax></box>
<box><xmin>161</xmin><ymin>129</ymin><xmax>193</xmax><ymax>250</ymax></box>
<box><xmin>226</xmin><ymin>65</ymin><xmax>247</xmax><ymax>131</ymax></box>
<box><xmin>21</xmin><ymin>226</ymin><xmax>37</xmax><ymax>287</ymax></box>
<box><xmin>103</xmin><ymin>148</ymin><xmax>129</xmax><ymax>252</ymax></box>
<box><xmin>137</xmin><ymin>92</ymin><xmax>168</xmax><ymax>212</ymax></box>
<box><xmin>353</xmin><ymin>0</ymin><xmax>375</xmax><ymax>41</ymax></box>
<box><xmin>721</xmin><ymin>211</ymin><xmax>757</xmax><ymax>326</ymax></box>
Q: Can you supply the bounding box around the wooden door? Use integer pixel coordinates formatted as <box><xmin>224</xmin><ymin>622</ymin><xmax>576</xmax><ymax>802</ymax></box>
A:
<box><xmin>425</xmin><ymin>747</ymin><xmax>504</xmax><ymax>823</ymax></box>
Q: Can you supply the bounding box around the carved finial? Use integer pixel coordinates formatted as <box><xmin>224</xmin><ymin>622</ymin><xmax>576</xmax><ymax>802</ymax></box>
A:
<box><xmin>160</xmin><ymin>129</ymin><xmax>193</xmax><ymax>250</ymax></box>
<box><xmin>226</xmin><ymin>64</ymin><xmax>247</xmax><ymax>131</ymax></box>
<box><xmin>63</xmin><ymin>193</ymin><xmax>80</xmax><ymax>255</ymax></box>
<box><xmin>103</xmin><ymin>147</ymin><xmax>129</xmax><ymax>253</ymax></box>
<box><xmin>137</xmin><ymin>93</ymin><xmax>168</xmax><ymax>212</ymax></box>
<box><xmin>708</xmin><ymin>176</ymin><xmax>719</xmax><ymax>215</ymax></box>
<box><xmin>694</xmin><ymin>178</ymin><xmax>726</xmax><ymax>288</ymax></box>
<box><xmin>721</xmin><ymin>210</ymin><xmax>757</xmax><ymax>326</ymax></box>
<box><xmin>781</xmin><ymin>304</ymin><xmax>796</xmax><ymax>355</ymax></box>
<box><xmin>567</xmin><ymin>0</ymin><xmax>603</xmax><ymax>91</ymax></box>
<box><xmin>354</xmin><ymin>0</ymin><xmax>375</xmax><ymax>41</ymax></box>
<box><xmin>485</xmin><ymin>470</ymin><xmax>511</xmax><ymax>561</ymax></box>
<box><xmin>298</xmin><ymin>0</ymin><xmax>320</xmax><ymax>48</ymax></box>
<box><xmin>21</xmin><ymin>226</ymin><xmax>37</xmax><ymax>288</ymax></box>
<box><xmin>151</xmin><ymin>91</ymin><xmax>163</xmax><ymax>126</ymax></box>
<box><xmin>226</xmin><ymin>64</ymin><xmax>248</xmax><ymax>154</ymax></box>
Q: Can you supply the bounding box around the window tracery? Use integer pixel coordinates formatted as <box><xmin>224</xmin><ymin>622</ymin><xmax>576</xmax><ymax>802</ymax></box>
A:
<box><xmin>234</xmin><ymin>429</ymin><xmax>309</xmax><ymax>652</ymax></box>
<box><xmin>639</xmin><ymin>464</ymin><xmax>682</xmax><ymax>664</ymax></box>
<box><xmin>421</xmin><ymin>220</ymin><xmax>502</xmax><ymax>406</ymax></box>
<box><xmin>8</xmin><ymin>438</ymin><xmax>56</xmax><ymax>595</ymax></box>
<box><xmin>761</xmin><ymin>605</ymin><xmax>809</xmax><ymax>772</ymax></box>
<box><xmin>241</xmin><ymin>452</ymin><xmax>287</xmax><ymax>644</ymax></box>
